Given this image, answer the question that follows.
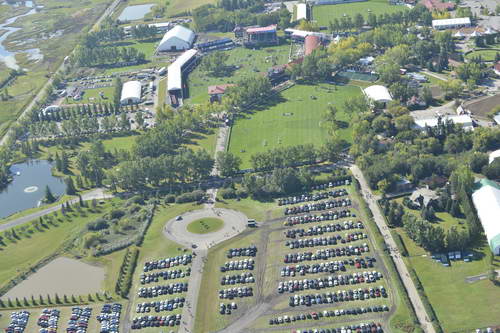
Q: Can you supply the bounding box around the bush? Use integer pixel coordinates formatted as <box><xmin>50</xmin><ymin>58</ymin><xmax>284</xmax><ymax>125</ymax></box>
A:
<box><xmin>87</xmin><ymin>218</ymin><xmax>109</xmax><ymax>231</ymax></box>
<box><xmin>110</xmin><ymin>209</ymin><xmax>126</xmax><ymax>219</ymax></box>
<box><xmin>236</xmin><ymin>189</ymin><xmax>248</xmax><ymax>198</ymax></box>
<box><xmin>126</xmin><ymin>195</ymin><xmax>144</xmax><ymax>206</ymax></box>
<box><xmin>175</xmin><ymin>190</ymin><xmax>205</xmax><ymax>203</ymax></box>
<box><xmin>220</xmin><ymin>188</ymin><xmax>237</xmax><ymax>199</ymax></box>
<box><xmin>165</xmin><ymin>194</ymin><xmax>176</xmax><ymax>203</ymax></box>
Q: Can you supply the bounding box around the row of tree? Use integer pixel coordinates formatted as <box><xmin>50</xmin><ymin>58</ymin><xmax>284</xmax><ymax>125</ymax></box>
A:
<box><xmin>73</xmin><ymin>46</ymin><xmax>145</xmax><ymax>67</ymax></box>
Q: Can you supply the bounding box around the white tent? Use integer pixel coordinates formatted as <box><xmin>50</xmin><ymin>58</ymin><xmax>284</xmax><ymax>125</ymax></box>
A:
<box><xmin>414</xmin><ymin>115</ymin><xmax>474</xmax><ymax>131</ymax></box>
<box><xmin>120</xmin><ymin>81</ymin><xmax>142</xmax><ymax>105</ymax></box>
<box><xmin>363</xmin><ymin>85</ymin><xmax>393</xmax><ymax>103</ymax></box>
<box><xmin>472</xmin><ymin>183</ymin><xmax>500</xmax><ymax>255</ymax></box>
<box><xmin>157</xmin><ymin>25</ymin><xmax>195</xmax><ymax>52</ymax></box>
<box><xmin>296</xmin><ymin>3</ymin><xmax>308</xmax><ymax>21</ymax></box>
<box><xmin>470</xmin><ymin>30</ymin><xmax>482</xmax><ymax>37</ymax></box>
<box><xmin>453</xmin><ymin>31</ymin><xmax>465</xmax><ymax>38</ymax></box>
<box><xmin>167</xmin><ymin>49</ymin><xmax>198</xmax><ymax>92</ymax></box>
<box><xmin>432</xmin><ymin>17</ymin><xmax>471</xmax><ymax>30</ymax></box>
<box><xmin>489</xmin><ymin>149</ymin><xmax>500</xmax><ymax>164</ymax></box>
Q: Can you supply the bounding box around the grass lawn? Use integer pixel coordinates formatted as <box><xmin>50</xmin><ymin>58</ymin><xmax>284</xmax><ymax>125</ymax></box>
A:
<box><xmin>186</xmin><ymin>44</ymin><xmax>291</xmax><ymax>104</ymax></box>
<box><xmin>187</xmin><ymin>217</ymin><xmax>224</xmax><ymax>234</ymax></box>
<box><xmin>157</xmin><ymin>77</ymin><xmax>167</xmax><ymax>107</ymax></box>
<box><xmin>102</xmin><ymin>134</ymin><xmax>138</xmax><ymax>152</ymax></box>
<box><xmin>184</xmin><ymin>128</ymin><xmax>219</xmax><ymax>156</ymax></box>
<box><xmin>465</xmin><ymin>49</ymin><xmax>500</xmax><ymax>62</ymax></box>
<box><xmin>65</xmin><ymin>86</ymin><xmax>115</xmax><ymax>105</ymax></box>
<box><xmin>228</xmin><ymin>84</ymin><xmax>362</xmax><ymax>169</ymax></box>
<box><xmin>312</xmin><ymin>0</ymin><xmax>408</xmax><ymax>26</ymax></box>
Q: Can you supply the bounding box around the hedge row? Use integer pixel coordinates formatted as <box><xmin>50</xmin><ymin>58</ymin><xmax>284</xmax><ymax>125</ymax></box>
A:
<box><xmin>115</xmin><ymin>247</ymin><xmax>139</xmax><ymax>298</ymax></box>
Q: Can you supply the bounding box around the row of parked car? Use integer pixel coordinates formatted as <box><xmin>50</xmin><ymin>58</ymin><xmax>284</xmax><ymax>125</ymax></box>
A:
<box><xmin>219</xmin><ymin>286</ymin><xmax>253</xmax><ymax>299</ymax></box>
<box><xmin>291</xmin><ymin>322</ymin><xmax>384</xmax><ymax>333</ymax></box>
<box><xmin>138</xmin><ymin>283</ymin><xmax>188</xmax><ymax>298</ymax></box>
<box><xmin>130</xmin><ymin>315</ymin><xmax>181</xmax><ymax>329</ymax></box>
<box><xmin>285</xmin><ymin>233</ymin><xmax>368</xmax><ymax>249</ymax></box>
<box><xmin>277</xmin><ymin>271</ymin><xmax>383</xmax><ymax>293</ymax></box>
<box><xmin>66</xmin><ymin>307</ymin><xmax>92</xmax><ymax>333</ymax></box>
<box><xmin>271</xmin><ymin>309</ymin><xmax>386</xmax><ymax>326</ymax></box>
<box><xmin>140</xmin><ymin>268</ymin><xmax>191</xmax><ymax>285</ymax></box>
<box><xmin>310</xmin><ymin>179</ymin><xmax>351</xmax><ymax>192</ymax></box>
<box><xmin>136</xmin><ymin>297</ymin><xmax>185</xmax><ymax>313</ymax></box>
<box><xmin>219</xmin><ymin>302</ymin><xmax>237</xmax><ymax>315</ymax></box>
<box><xmin>284</xmin><ymin>198</ymin><xmax>352</xmax><ymax>215</ymax></box>
<box><xmin>278</xmin><ymin>189</ymin><xmax>348</xmax><ymax>206</ymax></box>
<box><xmin>37</xmin><ymin>308</ymin><xmax>60</xmax><ymax>332</ymax></box>
<box><xmin>143</xmin><ymin>254</ymin><xmax>192</xmax><ymax>272</ymax></box>
<box><xmin>5</xmin><ymin>311</ymin><xmax>29</xmax><ymax>333</ymax></box>
<box><xmin>226</xmin><ymin>245</ymin><xmax>257</xmax><ymax>258</ymax></box>
<box><xmin>220</xmin><ymin>259</ymin><xmax>255</xmax><ymax>272</ymax></box>
<box><xmin>289</xmin><ymin>286</ymin><xmax>388</xmax><ymax>307</ymax></box>
<box><xmin>284</xmin><ymin>245</ymin><xmax>370</xmax><ymax>263</ymax></box>
<box><xmin>281</xmin><ymin>257</ymin><xmax>377</xmax><ymax>277</ymax></box>
<box><xmin>285</xmin><ymin>221</ymin><xmax>364</xmax><ymax>239</ymax></box>
<box><xmin>221</xmin><ymin>272</ymin><xmax>255</xmax><ymax>285</ymax></box>
<box><xmin>97</xmin><ymin>303</ymin><xmax>121</xmax><ymax>333</ymax></box>
<box><xmin>284</xmin><ymin>210</ymin><xmax>352</xmax><ymax>226</ymax></box>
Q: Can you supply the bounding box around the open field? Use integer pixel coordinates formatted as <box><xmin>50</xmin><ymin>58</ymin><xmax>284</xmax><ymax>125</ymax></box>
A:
<box><xmin>102</xmin><ymin>134</ymin><xmax>138</xmax><ymax>152</ymax></box>
<box><xmin>312</xmin><ymin>0</ymin><xmax>408</xmax><ymax>26</ymax></box>
<box><xmin>465</xmin><ymin>49</ymin><xmax>500</xmax><ymax>62</ymax></box>
<box><xmin>228</xmin><ymin>84</ymin><xmax>362</xmax><ymax>169</ymax></box>
<box><xmin>186</xmin><ymin>44</ymin><xmax>291</xmax><ymax>104</ymax></box>
<box><xmin>187</xmin><ymin>217</ymin><xmax>224</xmax><ymax>234</ymax></box>
<box><xmin>465</xmin><ymin>94</ymin><xmax>500</xmax><ymax>119</ymax></box>
<box><xmin>65</xmin><ymin>86</ymin><xmax>115</xmax><ymax>105</ymax></box>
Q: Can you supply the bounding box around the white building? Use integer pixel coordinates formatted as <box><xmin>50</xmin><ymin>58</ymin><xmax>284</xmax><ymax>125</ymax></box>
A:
<box><xmin>489</xmin><ymin>149</ymin><xmax>500</xmax><ymax>164</ymax></box>
<box><xmin>472</xmin><ymin>181</ymin><xmax>500</xmax><ymax>255</ymax></box>
<box><xmin>120</xmin><ymin>81</ymin><xmax>142</xmax><ymax>105</ymax></box>
<box><xmin>296</xmin><ymin>3</ymin><xmax>308</xmax><ymax>21</ymax></box>
<box><xmin>42</xmin><ymin>105</ymin><xmax>61</xmax><ymax>115</ymax></box>
<box><xmin>157</xmin><ymin>25</ymin><xmax>195</xmax><ymax>52</ymax></box>
<box><xmin>432</xmin><ymin>17</ymin><xmax>471</xmax><ymax>30</ymax></box>
<box><xmin>363</xmin><ymin>85</ymin><xmax>393</xmax><ymax>104</ymax></box>
<box><xmin>414</xmin><ymin>114</ymin><xmax>474</xmax><ymax>131</ymax></box>
<box><xmin>167</xmin><ymin>49</ymin><xmax>198</xmax><ymax>92</ymax></box>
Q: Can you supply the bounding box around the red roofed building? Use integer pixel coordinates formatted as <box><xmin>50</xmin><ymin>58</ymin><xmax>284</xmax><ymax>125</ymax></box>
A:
<box><xmin>208</xmin><ymin>84</ymin><xmax>235</xmax><ymax>102</ymax></box>
<box><xmin>243</xmin><ymin>25</ymin><xmax>278</xmax><ymax>47</ymax></box>
<box><xmin>494</xmin><ymin>61</ymin><xmax>500</xmax><ymax>76</ymax></box>
<box><xmin>304</xmin><ymin>35</ymin><xmax>321</xmax><ymax>56</ymax></box>
<box><xmin>421</xmin><ymin>0</ymin><xmax>455</xmax><ymax>11</ymax></box>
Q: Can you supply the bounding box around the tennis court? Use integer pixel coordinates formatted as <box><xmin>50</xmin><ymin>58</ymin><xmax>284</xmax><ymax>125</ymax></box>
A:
<box><xmin>337</xmin><ymin>71</ymin><xmax>379</xmax><ymax>82</ymax></box>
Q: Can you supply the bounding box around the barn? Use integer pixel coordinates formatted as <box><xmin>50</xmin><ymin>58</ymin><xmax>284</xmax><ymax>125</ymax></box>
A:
<box><xmin>157</xmin><ymin>25</ymin><xmax>195</xmax><ymax>52</ymax></box>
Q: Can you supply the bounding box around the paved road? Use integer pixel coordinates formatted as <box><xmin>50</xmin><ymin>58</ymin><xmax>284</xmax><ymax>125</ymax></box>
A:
<box><xmin>0</xmin><ymin>0</ymin><xmax>122</xmax><ymax>147</ymax></box>
<box><xmin>0</xmin><ymin>188</ymin><xmax>113</xmax><ymax>232</ymax></box>
<box><xmin>163</xmin><ymin>207</ymin><xmax>248</xmax><ymax>333</ymax></box>
<box><xmin>350</xmin><ymin>165</ymin><xmax>436</xmax><ymax>333</ymax></box>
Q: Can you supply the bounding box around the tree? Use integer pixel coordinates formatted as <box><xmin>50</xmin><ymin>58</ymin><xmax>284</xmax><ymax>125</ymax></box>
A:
<box><xmin>216</xmin><ymin>151</ymin><xmax>241</xmax><ymax>177</ymax></box>
<box><xmin>45</xmin><ymin>185</ymin><xmax>57</xmax><ymax>203</ymax></box>
<box><xmin>135</xmin><ymin>111</ymin><xmax>145</xmax><ymax>129</ymax></box>
<box><xmin>66</xmin><ymin>177</ymin><xmax>76</xmax><ymax>195</ymax></box>
<box><xmin>114</xmin><ymin>77</ymin><xmax>122</xmax><ymax>107</ymax></box>
<box><xmin>201</xmin><ymin>51</ymin><xmax>230</xmax><ymax>77</ymax></box>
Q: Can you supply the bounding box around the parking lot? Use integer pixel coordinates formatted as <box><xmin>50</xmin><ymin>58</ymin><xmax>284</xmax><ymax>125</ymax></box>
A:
<box><xmin>195</xmin><ymin>177</ymin><xmax>397</xmax><ymax>332</ymax></box>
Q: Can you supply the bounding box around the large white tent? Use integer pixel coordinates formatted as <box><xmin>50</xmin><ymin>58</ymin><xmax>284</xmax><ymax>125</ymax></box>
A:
<box><xmin>167</xmin><ymin>49</ymin><xmax>198</xmax><ymax>92</ymax></box>
<box><xmin>472</xmin><ymin>182</ymin><xmax>500</xmax><ymax>255</ymax></box>
<box><xmin>432</xmin><ymin>17</ymin><xmax>471</xmax><ymax>30</ymax></box>
<box><xmin>363</xmin><ymin>85</ymin><xmax>393</xmax><ymax>104</ymax></box>
<box><xmin>120</xmin><ymin>81</ymin><xmax>142</xmax><ymax>105</ymax></box>
<box><xmin>296</xmin><ymin>3</ymin><xmax>308</xmax><ymax>21</ymax></box>
<box><xmin>157</xmin><ymin>25</ymin><xmax>195</xmax><ymax>52</ymax></box>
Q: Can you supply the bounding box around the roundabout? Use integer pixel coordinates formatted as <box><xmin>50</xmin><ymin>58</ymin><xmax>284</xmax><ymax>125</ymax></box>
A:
<box><xmin>164</xmin><ymin>208</ymin><xmax>248</xmax><ymax>251</ymax></box>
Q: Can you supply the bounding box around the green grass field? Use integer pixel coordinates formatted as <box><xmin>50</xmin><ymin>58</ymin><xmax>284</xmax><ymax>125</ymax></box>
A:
<box><xmin>157</xmin><ymin>77</ymin><xmax>167</xmax><ymax>107</ymax></box>
<box><xmin>312</xmin><ymin>0</ymin><xmax>408</xmax><ymax>26</ymax></box>
<box><xmin>102</xmin><ymin>135</ymin><xmax>138</xmax><ymax>152</ymax></box>
<box><xmin>228</xmin><ymin>84</ymin><xmax>362</xmax><ymax>168</ymax></box>
<box><xmin>187</xmin><ymin>217</ymin><xmax>224</xmax><ymax>234</ymax></box>
<box><xmin>186</xmin><ymin>44</ymin><xmax>291</xmax><ymax>104</ymax></box>
<box><xmin>465</xmin><ymin>49</ymin><xmax>500</xmax><ymax>62</ymax></box>
<box><xmin>65</xmin><ymin>86</ymin><xmax>115</xmax><ymax>105</ymax></box>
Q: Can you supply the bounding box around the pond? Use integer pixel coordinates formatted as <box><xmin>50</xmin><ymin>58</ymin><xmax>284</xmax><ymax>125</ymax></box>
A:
<box><xmin>4</xmin><ymin>257</ymin><xmax>105</xmax><ymax>299</ymax></box>
<box><xmin>0</xmin><ymin>160</ymin><xmax>66</xmax><ymax>219</ymax></box>
<box><xmin>118</xmin><ymin>3</ymin><xmax>155</xmax><ymax>21</ymax></box>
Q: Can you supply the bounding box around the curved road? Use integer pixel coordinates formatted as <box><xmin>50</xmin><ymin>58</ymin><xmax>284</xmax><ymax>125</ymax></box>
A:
<box><xmin>350</xmin><ymin>165</ymin><xmax>436</xmax><ymax>333</ymax></box>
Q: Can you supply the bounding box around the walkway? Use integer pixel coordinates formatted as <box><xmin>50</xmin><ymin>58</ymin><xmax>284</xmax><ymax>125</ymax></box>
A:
<box><xmin>163</xmin><ymin>207</ymin><xmax>248</xmax><ymax>333</ymax></box>
<box><xmin>350</xmin><ymin>165</ymin><xmax>436</xmax><ymax>333</ymax></box>
<box><xmin>0</xmin><ymin>188</ymin><xmax>113</xmax><ymax>232</ymax></box>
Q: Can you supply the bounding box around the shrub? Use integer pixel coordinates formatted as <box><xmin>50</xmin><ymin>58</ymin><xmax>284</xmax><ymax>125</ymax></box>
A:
<box><xmin>87</xmin><ymin>218</ymin><xmax>109</xmax><ymax>231</ymax></box>
<box><xmin>126</xmin><ymin>195</ymin><xmax>144</xmax><ymax>206</ymax></box>
<box><xmin>110</xmin><ymin>209</ymin><xmax>126</xmax><ymax>219</ymax></box>
<box><xmin>175</xmin><ymin>190</ymin><xmax>206</xmax><ymax>203</ymax></box>
<box><xmin>165</xmin><ymin>194</ymin><xmax>176</xmax><ymax>203</ymax></box>
<box><xmin>236</xmin><ymin>189</ymin><xmax>248</xmax><ymax>198</ymax></box>
<box><xmin>220</xmin><ymin>188</ymin><xmax>237</xmax><ymax>199</ymax></box>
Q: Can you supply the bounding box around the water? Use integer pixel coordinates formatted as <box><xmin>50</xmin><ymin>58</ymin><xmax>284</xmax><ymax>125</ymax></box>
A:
<box><xmin>0</xmin><ymin>160</ymin><xmax>66</xmax><ymax>219</ymax></box>
<box><xmin>118</xmin><ymin>3</ymin><xmax>154</xmax><ymax>21</ymax></box>
<box><xmin>0</xmin><ymin>3</ymin><xmax>37</xmax><ymax>69</ymax></box>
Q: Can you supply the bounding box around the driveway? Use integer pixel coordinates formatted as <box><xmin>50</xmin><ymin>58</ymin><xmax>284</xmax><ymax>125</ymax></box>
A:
<box><xmin>350</xmin><ymin>165</ymin><xmax>437</xmax><ymax>333</ymax></box>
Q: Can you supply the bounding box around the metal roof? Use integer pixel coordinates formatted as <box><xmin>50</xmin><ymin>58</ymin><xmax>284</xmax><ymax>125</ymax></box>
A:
<box><xmin>432</xmin><ymin>17</ymin><xmax>471</xmax><ymax>28</ymax></box>
<box><xmin>167</xmin><ymin>49</ymin><xmax>198</xmax><ymax>91</ymax></box>
<box><xmin>158</xmin><ymin>25</ymin><xmax>195</xmax><ymax>48</ymax></box>
<box><xmin>296</xmin><ymin>3</ymin><xmax>308</xmax><ymax>21</ymax></box>
<box><xmin>120</xmin><ymin>81</ymin><xmax>141</xmax><ymax>102</ymax></box>
<box><xmin>472</xmin><ymin>184</ymin><xmax>500</xmax><ymax>254</ymax></box>
<box><xmin>246</xmin><ymin>25</ymin><xmax>277</xmax><ymax>34</ymax></box>
<box><xmin>363</xmin><ymin>85</ymin><xmax>392</xmax><ymax>103</ymax></box>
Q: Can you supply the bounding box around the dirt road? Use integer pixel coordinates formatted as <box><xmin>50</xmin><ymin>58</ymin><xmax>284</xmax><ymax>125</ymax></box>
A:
<box><xmin>350</xmin><ymin>165</ymin><xmax>437</xmax><ymax>333</ymax></box>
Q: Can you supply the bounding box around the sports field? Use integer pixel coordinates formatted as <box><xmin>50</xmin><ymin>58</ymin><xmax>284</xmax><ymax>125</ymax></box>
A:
<box><xmin>312</xmin><ymin>0</ymin><xmax>408</xmax><ymax>26</ymax></box>
<box><xmin>228</xmin><ymin>84</ymin><xmax>362</xmax><ymax>169</ymax></box>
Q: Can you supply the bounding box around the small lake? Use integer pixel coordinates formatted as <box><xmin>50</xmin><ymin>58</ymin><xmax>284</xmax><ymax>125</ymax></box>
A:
<box><xmin>0</xmin><ymin>160</ymin><xmax>66</xmax><ymax>219</ymax></box>
<box><xmin>118</xmin><ymin>3</ymin><xmax>155</xmax><ymax>21</ymax></box>
<box><xmin>4</xmin><ymin>257</ymin><xmax>105</xmax><ymax>299</ymax></box>
<box><xmin>0</xmin><ymin>2</ymin><xmax>38</xmax><ymax>69</ymax></box>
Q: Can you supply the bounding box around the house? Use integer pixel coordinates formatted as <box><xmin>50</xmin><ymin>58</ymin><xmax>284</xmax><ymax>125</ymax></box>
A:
<box><xmin>157</xmin><ymin>25</ymin><xmax>195</xmax><ymax>52</ymax></box>
<box><xmin>421</xmin><ymin>0</ymin><xmax>455</xmax><ymax>11</ymax></box>
<box><xmin>410</xmin><ymin>187</ymin><xmax>439</xmax><ymax>209</ymax></box>
<box><xmin>242</xmin><ymin>25</ymin><xmax>278</xmax><ymax>47</ymax></box>
<box><xmin>472</xmin><ymin>180</ymin><xmax>500</xmax><ymax>255</ymax></box>
<box><xmin>208</xmin><ymin>84</ymin><xmax>235</xmax><ymax>103</ymax></box>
